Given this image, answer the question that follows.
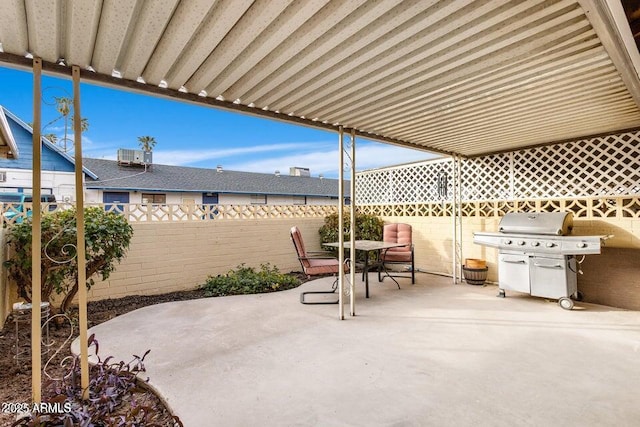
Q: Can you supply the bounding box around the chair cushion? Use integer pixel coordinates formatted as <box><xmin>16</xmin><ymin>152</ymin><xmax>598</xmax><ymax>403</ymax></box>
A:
<box><xmin>291</xmin><ymin>225</ymin><xmax>347</xmax><ymax>276</ymax></box>
<box><xmin>381</xmin><ymin>250</ymin><xmax>411</xmax><ymax>262</ymax></box>
<box><xmin>291</xmin><ymin>226</ymin><xmax>307</xmax><ymax>257</ymax></box>
<box><xmin>381</xmin><ymin>223</ymin><xmax>412</xmax><ymax>262</ymax></box>
<box><xmin>306</xmin><ymin>258</ymin><xmax>346</xmax><ymax>275</ymax></box>
<box><xmin>383</xmin><ymin>223</ymin><xmax>412</xmax><ymax>245</ymax></box>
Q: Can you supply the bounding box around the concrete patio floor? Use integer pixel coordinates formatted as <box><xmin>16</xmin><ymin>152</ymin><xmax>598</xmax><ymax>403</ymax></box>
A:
<box><xmin>72</xmin><ymin>273</ymin><xmax>640</xmax><ymax>426</ymax></box>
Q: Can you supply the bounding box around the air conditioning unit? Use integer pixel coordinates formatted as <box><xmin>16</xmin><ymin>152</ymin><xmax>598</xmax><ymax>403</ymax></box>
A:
<box><xmin>62</xmin><ymin>195</ymin><xmax>73</xmax><ymax>203</ymax></box>
<box><xmin>289</xmin><ymin>167</ymin><xmax>310</xmax><ymax>177</ymax></box>
<box><xmin>117</xmin><ymin>149</ymin><xmax>147</xmax><ymax>165</ymax></box>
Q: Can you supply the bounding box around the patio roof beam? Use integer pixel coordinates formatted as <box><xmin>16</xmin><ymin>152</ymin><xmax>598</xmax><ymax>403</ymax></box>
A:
<box><xmin>0</xmin><ymin>52</ymin><xmax>455</xmax><ymax>158</ymax></box>
<box><xmin>578</xmin><ymin>0</ymin><xmax>640</xmax><ymax>108</ymax></box>
<box><xmin>465</xmin><ymin>124</ymin><xmax>640</xmax><ymax>159</ymax></box>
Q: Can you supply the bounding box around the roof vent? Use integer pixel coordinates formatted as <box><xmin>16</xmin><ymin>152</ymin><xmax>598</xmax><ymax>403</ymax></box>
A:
<box><xmin>275</xmin><ymin>170</ymin><xmax>280</xmax><ymax>177</ymax></box>
<box><xmin>216</xmin><ymin>165</ymin><xmax>223</xmax><ymax>173</ymax></box>
<box><xmin>289</xmin><ymin>167</ymin><xmax>310</xmax><ymax>177</ymax></box>
<box><xmin>319</xmin><ymin>174</ymin><xmax>324</xmax><ymax>180</ymax></box>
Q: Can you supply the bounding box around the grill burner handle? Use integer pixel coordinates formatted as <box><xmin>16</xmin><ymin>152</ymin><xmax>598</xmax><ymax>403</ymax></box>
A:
<box><xmin>503</xmin><ymin>259</ymin><xmax>526</xmax><ymax>264</ymax></box>
<box><xmin>533</xmin><ymin>263</ymin><xmax>562</xmax><ymax>269</ymax></box>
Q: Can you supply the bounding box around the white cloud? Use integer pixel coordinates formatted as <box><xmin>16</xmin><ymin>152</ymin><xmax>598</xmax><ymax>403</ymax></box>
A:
<box><xmin>79</xmin><ymin>137</ymin><xmax>438</xmax><ymax>177</ymax></box>
<box><xmin>225</xmin><ymin>143</ymin><xmax>437</xmax><ymax>177</ymax></box>
<box><xmin>150</xmin><ymin>142</ymin><xmax>320</xmax><ymax>166</ymax></box>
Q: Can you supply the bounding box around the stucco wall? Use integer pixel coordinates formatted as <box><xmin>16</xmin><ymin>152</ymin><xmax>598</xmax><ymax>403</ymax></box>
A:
<box><xmin>86</xmin><ymin>217</ymin><xmax>326</xmax><ymax>300</ymax></box>
<box><xmin>380</xmin><ymin>215</ymin><xmax>640</xmax><ymax>309</ymax></box>
<box><xmin>0</xmin><ymin>168</ymin><xmax>76</xmax><ymax>200</ymax></box>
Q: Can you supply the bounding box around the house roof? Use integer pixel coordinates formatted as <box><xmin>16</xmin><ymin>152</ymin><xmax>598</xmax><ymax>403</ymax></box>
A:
<box><xmin>83</xmin><ymin>158</ymin><xmax>348</xmax><ymax>198</ymax></box>
<box><xmin>1</xmin><ymin>1</ymin><xmax>640</xmax><ymax>158</ymax></box>
<box><xmin>0</xmin><ymin>106</ymin><xmax>98</xmax><ymax>178</ymax></box>
<box><xmin>0</xmin><ymin>106</ymin><xmax>20</xmax><ymax>158</ymax></box>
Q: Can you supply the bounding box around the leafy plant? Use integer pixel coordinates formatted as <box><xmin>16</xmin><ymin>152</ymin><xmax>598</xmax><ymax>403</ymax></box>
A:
<box><xmin>202</xmin><ymin>263</ymin><xmax>300</xmax><ymax>297</ymax></box>
<box><xmin>12</xmin><ymin>334</ymin><xmax>182</xmax><ymax>427</ymax></box>
<box><xmin>318</xmin><ymin>211</ymin><xmax>384</xmax><ymax>261</ymax></box>
<box><xmin>3</xmin><ymin>207</ymin><xmax>134</xmax><ymax>312</ymax></box>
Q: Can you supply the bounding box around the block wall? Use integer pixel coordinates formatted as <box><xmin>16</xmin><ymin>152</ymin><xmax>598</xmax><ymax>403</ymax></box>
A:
<box><xmin>86</xmin><ymin>218</ymin><xmax>326</xmax><ymax>301</ymax></box>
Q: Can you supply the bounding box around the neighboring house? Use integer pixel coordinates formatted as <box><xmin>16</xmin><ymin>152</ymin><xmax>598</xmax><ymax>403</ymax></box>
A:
<box><xmin>0</xmin><ymin>105</ymin><xmax>347</xmax><ymax>206</ymax></box>
<box><xmin>83</xmin><ymin>158</ymin><xmax>348</xmax><ymax>206</ymax></box>
<box><xmin>0</xmin><ymin>105</ymin><xmax>96</xmax><ymax>200</ymax></box>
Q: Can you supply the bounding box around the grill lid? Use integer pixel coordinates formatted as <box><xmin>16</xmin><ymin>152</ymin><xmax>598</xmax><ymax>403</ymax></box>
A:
<box><xmin>498</xmin><ymin>212</ymin><xmax>573</xmax><ymax>236</ymax></box>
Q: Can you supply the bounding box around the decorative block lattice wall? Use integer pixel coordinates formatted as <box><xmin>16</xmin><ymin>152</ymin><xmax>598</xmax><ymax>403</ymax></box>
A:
<box><xmin>356</xmin><ymin>130</ymin><xmax>640</xmax><ymax>219</ymax></box>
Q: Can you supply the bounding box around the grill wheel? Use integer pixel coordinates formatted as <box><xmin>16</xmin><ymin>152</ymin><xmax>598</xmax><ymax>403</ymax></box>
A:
<box><xmin>558</xmin><ymin>297</ymin><xmax>574</xmax><ymax>310</ymax></box>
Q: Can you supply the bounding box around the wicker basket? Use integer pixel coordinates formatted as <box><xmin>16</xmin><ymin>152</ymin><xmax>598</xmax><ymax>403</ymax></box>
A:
<box><xmin>462</xmin><ymin>265</ymin><xmax>488</xmax><ymax>285</ymax></box>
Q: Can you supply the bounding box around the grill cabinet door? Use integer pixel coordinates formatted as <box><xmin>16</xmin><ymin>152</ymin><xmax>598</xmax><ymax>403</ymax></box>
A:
<box><xmin>530</xmin><ymin>256</ymin><xmax>577</xmax><ymax>299</ymax></box>
<box><xmin>498</xmin><ymin>253</ymin><xmax>530</xmax><ymax>294</ymax></box>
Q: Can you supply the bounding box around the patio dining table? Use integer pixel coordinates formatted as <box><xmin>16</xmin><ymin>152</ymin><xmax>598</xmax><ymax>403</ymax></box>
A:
<box><xmin>324</xmin><ymin>240</ymin><xmax>407</xmax><ymax>298</ymax></box>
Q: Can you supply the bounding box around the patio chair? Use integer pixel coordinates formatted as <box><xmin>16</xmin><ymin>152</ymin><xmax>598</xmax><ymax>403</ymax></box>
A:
<box><xmin>290</xmin><ymin>226</ymin><xmax>347</xmax><ymax>304</ymax></box>
<box><xmin>378</xmin><ymin>223</ymin><xmax>415</xmax><ymax>285</ymax></box>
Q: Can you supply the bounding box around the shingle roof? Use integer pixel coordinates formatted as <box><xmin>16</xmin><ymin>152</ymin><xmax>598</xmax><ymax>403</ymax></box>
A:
<box><xmin>83</xmin><ymin>158</ymin><xmax>349</xmax><ymax>198</ymax></box>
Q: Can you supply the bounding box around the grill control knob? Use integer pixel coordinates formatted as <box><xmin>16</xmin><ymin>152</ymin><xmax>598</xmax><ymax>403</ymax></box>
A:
<box><xmin>503</xmin><ymin>239</ymin><xmax>512</xmax><ymax>245</ymax></box>
<box><xmin>577</xmin><ymin>242</ymin><xmax>587</xmax><ymax>248</ymax></box>
<box><xmin>531</xmin><ymin>241</ymin><xmax>540</xmax><ymax>247</ymax></box>
<box><xmin>546</xmin><ymin>242</ymin><xmax>556</xmax><ymax>248</ymax></box>
<box><xmin>517</xmin><ymin>241</ymin><xmax>526</xmax><ymax>246</ymax></box>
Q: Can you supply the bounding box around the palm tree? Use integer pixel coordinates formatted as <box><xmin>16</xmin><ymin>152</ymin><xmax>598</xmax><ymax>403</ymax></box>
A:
<box><xmin>138</xmin><ymin>136</ymin><xmax>157</xmax><ymax>152</ymax></box>
<box><xmin>42</xmin><ymin>96</ymin><xmax>89</xmax><ymax>152</ymax></box>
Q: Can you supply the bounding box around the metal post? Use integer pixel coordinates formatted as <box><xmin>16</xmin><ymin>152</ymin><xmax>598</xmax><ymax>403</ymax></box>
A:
<box><xmin>338</xmin><ymin>126</ymin><xmax>345</xmax><ymax>320</ymax></box>
<box><xmin>349</xmin><ymin>129</ymin><xmax>356</xmax><ymax>316</ymax></box>
<box><xmin>451</xmin><ymin>155</ymin><xmax>457</xmax><ymax>284</ymax></box>
<box><xmin>31</xmin><ymin>57</ymin><xmax>43</xmax><ymax>403</ymax></box>
<box><xmin>457</xmin><ymin>156</ymin><xmax>463</xmax><ymax>281</ymax></box>
<box><xmin>72</xmin><ymin>66</ymin><xmax>89</xmax><ymax>398</ymax></box>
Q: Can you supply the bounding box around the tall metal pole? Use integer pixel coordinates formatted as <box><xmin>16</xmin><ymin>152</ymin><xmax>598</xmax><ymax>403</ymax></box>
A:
<box><xmin>457</xmin><ymin>156</ymin><xmax>463</xmax><ymax>281</ymax></box>
<box><xmin>31</xmin><ymin>57</ymin><xmax>43</xmax><ymax>403</ymax></box>
<box><xmin>451</xmin><ymin>155</ymin><xmax>457</xmax><ymax>284</ymax></box>
<box><xmin>349</xmin><ymin>129</ymin><xmax>356</xmax><ymax>316</ymax></box>
<box><xmin>72</xmin><ymin>66</ymin><xmax>90</xmax><ymax>397</ymax></box>
<box><xmin>338</xmin><ymin>126</ymin><xmax>345</xmax><ymax>320</ymax></box>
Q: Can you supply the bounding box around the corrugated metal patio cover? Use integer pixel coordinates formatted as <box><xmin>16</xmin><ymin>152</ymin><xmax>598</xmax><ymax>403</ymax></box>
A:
<box><xmin>1</xmin><ymin>0</ymin><xmax>640</xmax><ymax>157</ymax></box>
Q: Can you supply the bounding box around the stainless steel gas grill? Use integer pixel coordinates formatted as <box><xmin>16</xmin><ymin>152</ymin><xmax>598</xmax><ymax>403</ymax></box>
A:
<box><xmin>473</xmin><ymin>212</ymin><xmax>608</xmax><ymax>310</ymax></box>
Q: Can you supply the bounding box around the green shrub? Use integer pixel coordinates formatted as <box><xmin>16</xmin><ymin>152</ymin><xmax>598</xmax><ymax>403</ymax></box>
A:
<box><xmin>318</xmin><ymin>211</ymin><xmax>384</xmax><ymax>260</ymax></box>
<box><xmin>4</xmin><ymin>207</ymin><xmax>133</xmax><ymax>312</ymax></box>
<box><xmin>201</xmin><ymin>263</ymin><xmax>300</xmax><ymax>297</ymax></box>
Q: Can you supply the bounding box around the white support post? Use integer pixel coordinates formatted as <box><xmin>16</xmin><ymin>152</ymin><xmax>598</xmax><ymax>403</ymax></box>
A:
<box><xmin>31</xmin><ymin>57</ymin><xmax>42</xmax><ymax>403</ymax></box>
<box><xmin>451</xmin><ymin>155</ymin><xmax>457</xmax><ymax>284</ymax></box>
<box><xmin>457</xmin><ymin>156</ymin><xmax>463</xmax><ymax>281</ymax></box>
<box><xmin>73</xmin><ymin>66</ymin><xmax>90</xmax><ymax>398</ymax></box>
<box><xmin>349</xmin><ymin>129</ymin><xmax>356</xmax><ymax>316</ymax></box>
<box><xmin>338</xmin><ymin>126</ymin><xmax>345</xmax><ymax>320</ymax></box>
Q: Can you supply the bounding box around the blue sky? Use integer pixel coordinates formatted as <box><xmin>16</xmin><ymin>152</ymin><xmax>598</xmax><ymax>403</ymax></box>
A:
<box><xmin>0</xmin><ymin>66</ymin><xmax>436</xmax><ymax>178</ymax></box>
